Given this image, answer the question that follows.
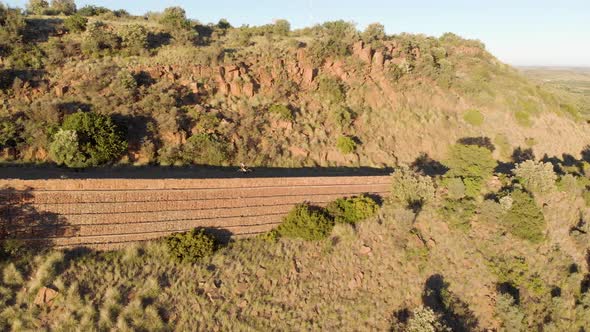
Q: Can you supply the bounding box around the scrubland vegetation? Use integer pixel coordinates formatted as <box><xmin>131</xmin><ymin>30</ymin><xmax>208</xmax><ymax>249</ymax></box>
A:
<box><xmin>2</xmin><ymin>139</ymin><xmax>590</xmax><ymax>330</ymax></box>
<box><xmin>1</xmin><ymin>1</ymin><xmax>590</xmax><ymax>331</ymax></box>
<box><xmin>1</xmin><ymin>0</ymin><xmax>589</xmax><ymax>168</ymax></box>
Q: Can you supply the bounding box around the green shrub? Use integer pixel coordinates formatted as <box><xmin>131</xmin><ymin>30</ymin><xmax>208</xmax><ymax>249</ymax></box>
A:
<box><xmin>487</xmin><ymin>255</ymin><xmax>546</xmax><ymax>296</ymax></box>
<box><xmin>77</xmin><ymin>5</ymin><xmax>110</xmax><ymax>16</ymax></box>
<box><xmin>268</xmin><ymin>104</ymin><xmax>294</xmax><ymax>121</ymax></box>
<box><xmin>502</xmin><ymin>190</ymin><xmax>545</xmax><ymax>243</ymax></box>
<box><xmin>317</xmin><ymin>76</ymin><xmax>346</xmax><ymax>106</ymax></box>
<box><xmin>440</xmin><ymin>198</ymin><xmax>477</xmax><ymax>231</ymax></box>
<box><xmin>478</xmin><ymin>199</ymin><xmax>503</xmax><ymax>224</ymax></box>
<box><xmin>119</xmin><ymin>24</ymin><xmax>148</xmax><ymax>55</ymax></box>
<box><xmin>49</xmin><ymin>111</ymin><xmax>127</xmax><ymax>168</ymax></box>
<box><xmin>165</xmin><ymin>228</ymin><xmax>216</xmax><ymax>263</ymax></box>
<box><xmin>0</xmin><ymin>239</ymin><xmax>30</xmax><ymax>262</ymax></box>
<box><xmin>390</xmin><ymin>166</ymin><xmax>436</xmax><ymax>209</ymax></box>
<box><xmin>257</xmin><ymin>229</ymin><xmax>280</xmax><ymax>243</ymax></box>
<box><xmin>495</xmin><ymin>293</ymin><xmax>525</xmax><ymax>332</ymax></box>
<box><xmin>515</xmin><ymin>110</ymin><xmax>532</xmax><ymax>127</ymax></box>
<box><xmin>330</xmin><ymin>105</ymin><xmax>355</xmax><ymax>129</ymax></box>
<box><xmin>277</xmin><ymin>204</ymin><xmax>334</xmax><ymax>241</ymax></box>
<box><xmin>513</xmin><ymin>160</ymin><xmax>556</xmax><ymax>195</ymax></box>
<box><xmin>0</xmin><ymin>5</ymin><xmax>25</xmax><ymax>47</ymax></box>
<box><xmin>463</xmin><ymin>109</ymin><xmax>484</xmax><ymax>126</ymax></box>
<box><xmin>308</xmin><ymin>36</ymin><xmax>349</xmax><ymax>67</ymax></box>
<box><xmin>81</xmin><ymin>21</ymin><xmax>121</xmax><ymax>57</ymax></box>
<box><xmin>395</xmin><ymin>306</ymin><xmax>449</xmax><ymax>332</ymax></box>
<box><xmin>0</xmin><ymin>118</ymin><xmax>18</xmax><ymax>149</ymax></box>
<box><xmin>111</xmin><ymin>70</ymin><xmax>138</xmax><ymax>97</ymax></box>
<box><xmin>183</xmin><ymin>133</ymin><xmax>229</xmax><ymax>166</ymax></box>
<box><xmin>63</xmin><ymin>14</ymin><xmax>87</xmax><ymax>33</ymax></box>
<box><xmin>442</xmin><ymin>177</ymin><xmax>465</xmax><ymax>200</ymax></box>
<box><xmin>5</xmin><ymin>44</ymin><xmax>45</xmax><ymax>69</ymax></box>
<box><xmin>325</xmin><ymin>195</ymin><xmax>379</xmax><ymax>224</ymax></box>
<box><xmin>336</xmin><ymin>135</ymin><xmax>356</xmax><ymax>154</ymax></box>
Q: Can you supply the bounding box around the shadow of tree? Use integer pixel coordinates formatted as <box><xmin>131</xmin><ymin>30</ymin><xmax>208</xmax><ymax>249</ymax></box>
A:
<box><xmin>147</xmin><ymin>32</ymin><xmax>172</xmax><ymax>49</ymax></box>
<box><xmin>512</xmin><ymin>147</ymin><xmax>535</xmax><ymax>164</ymax></box>
<box><xmin>497</xmin><ymin>282</ymin><xmax>520</xmax><ymax>305</ymax></box>
<box><xmin>201</xmin><ymin>227</ymin><xmax>234</xmax><ymax>245</ymax></box>
<box><xmin>457</xmin><ymin>136</ymin><xmax>495</xmax><ymax>152</ymax></box>
<box><xmin>0</xmin><ymin>187</ymin><xmax>79</xmax><ymax>257</ymax></box>
<box><xmin>422</xmin><ymin>274</ymin><xmax>480</xmax><ymax>332</ymax></box>
<box><xmin>411</xmin><ymin>153</ymin><xmax>448</xmax><ymax>176</ymax></box>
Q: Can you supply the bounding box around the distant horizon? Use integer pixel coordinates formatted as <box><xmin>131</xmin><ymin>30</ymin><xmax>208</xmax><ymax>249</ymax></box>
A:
<box><xmin>4</xmin><ymin>0</ymin><xmax>590</xmax><ymax>67</ymax></box>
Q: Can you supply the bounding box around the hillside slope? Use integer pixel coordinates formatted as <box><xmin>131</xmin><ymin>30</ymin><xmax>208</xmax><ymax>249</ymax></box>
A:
<box><xmin>1</xmin><ymin>6</ymin><xmax>588</xmax><ymax>168</ymax></box>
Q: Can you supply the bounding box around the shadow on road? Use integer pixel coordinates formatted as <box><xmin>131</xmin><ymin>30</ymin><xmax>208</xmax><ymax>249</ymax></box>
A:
<box><xmin>0</xmin><ymin>164</ymin><xmax>393</xmax><ymax>180</ymax></box>
<box><xmin>0</xmin><ymin>187</ymin><xmax>79</xmax><ymax>251</ymax></box>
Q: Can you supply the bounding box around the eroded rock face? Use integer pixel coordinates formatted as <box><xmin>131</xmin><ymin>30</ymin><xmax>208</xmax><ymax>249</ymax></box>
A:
<box><xmin>302</xmin><ymin>65</ymin><xmax>316</xmax><ymax>85</ymax></box>
<box><xmin>161</xmin><ymin>131</ymin><xmax>186</xmax><ymax>145</ymax></box>
<box><xmin>130</xmin><ymin>39</ymin><xmax>415</xmax><ymax>99</ymax></box>
<box><xmin>229</xmin><ymin>81</ymin><xmax>242</xmax><ymax>97</ymax></box>
<box><xmin>372</xmin><ymin>51</ymin><xmax>385</xmax><ymax>70</ymax></box>
<box><xmin>242</xmin><ymin>82</ymin><xmax>255</xmax><ymax>97</ymax></box>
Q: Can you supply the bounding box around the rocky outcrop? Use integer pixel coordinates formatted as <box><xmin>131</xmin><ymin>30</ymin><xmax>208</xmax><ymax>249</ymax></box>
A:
<box><xmin>129</xmin><ymin>41</ymin><xmax>433</xmax><ymax>99</ymax></box>
<box><xmin>34</xmin><ymin>287</ymin><xmax>59</xmax><ymax>305</ymax></box>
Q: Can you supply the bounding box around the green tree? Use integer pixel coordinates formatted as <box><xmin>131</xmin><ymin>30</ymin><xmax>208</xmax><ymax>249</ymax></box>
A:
<box><xmin>49</xmin><ymin>129</ymin><xmax>84</xmax><ymax>167</ymax></box>
<box><xmin>183</xmin><ymin>133</ymin><xmax>229</xmax><ymax>166</ymax></box>
<box><xmin>158</xmin><ymin>7</ymin><xmax>197</xmax><ymax>45</ymax></box>
<box><xmin>503</xmin><ymin>190</ymin><xmax>546</xmax><ymax>243</ymax></box>
<box><xmin>26</xmin><ymin>0</ymin><xmax>49</xmax><ymax>15</ymax></box>
<box><xmin>443</xmin><ymin>144</ymin><xmax>496</xmax><ymax>197</ymax></box>
<box><xmin>63</xmin><ymin>14</ymin><xmax>87</xmax><ymax>33</ymax></box>
<box><xmin>272</xmin><ymin>19</ymin><xmax>290</xmax><ymax>36</ymax></box>
<box><xmin>50</xmin><ymin>0</ymin><xmax>76</xmax><ymax>15</ymax></box>
<box><xmin>361</xmin><ymin>23</ymin><xmax>386</xmax><ymax>44</ymax></box>
<box><xmin>77</xmin><ymin>5</ymin><xmax>109</xmax><ymax>17</ymax></box>
<box><xmin>0</xmin><ymin>5</ymin><xmax>26</xmax><ymax>51</ymax></box>
<box><xmin>512</xmin><ymin>160</ymin><xmax>556</xmax><ymax>196</ymax></box>
<box><xmin>391</xmin><ymin>166</ymin><xmax>436</xmax><ymax>208</ymax></box>
<box><xmin>50</xmin><ymin>111</ymin><xmax>127</xmax><ymax>168</ymax></box>
<box><xmin>159</xmin><ymin>6</ymin><xmax>191</xmax><ymax>30</ymax></box>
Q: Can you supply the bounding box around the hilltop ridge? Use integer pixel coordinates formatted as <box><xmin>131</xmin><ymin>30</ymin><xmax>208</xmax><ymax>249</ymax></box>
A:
<box><xmin>0</xmin><ymin>4</ymin><xmax>589</xmax><ymax>169</ymax></box>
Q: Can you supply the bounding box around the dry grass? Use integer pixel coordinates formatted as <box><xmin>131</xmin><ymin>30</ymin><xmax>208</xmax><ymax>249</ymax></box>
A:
<box><xmin>1</xmin><ymin>176</ymin><xmax>590</xmax><ymax>330</ymax></box>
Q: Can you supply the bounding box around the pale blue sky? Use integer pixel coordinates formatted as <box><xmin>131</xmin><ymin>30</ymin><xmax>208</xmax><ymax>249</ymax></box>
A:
<box><xmin>5</xmin><ymin>0</ymin><xmax>590</xmax><ymax>66</ymax></box>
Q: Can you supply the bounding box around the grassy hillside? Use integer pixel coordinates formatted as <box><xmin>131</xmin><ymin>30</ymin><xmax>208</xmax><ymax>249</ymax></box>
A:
<box><xmin>1</xmin><ymin>3</ymin><xmax>589</xmax><ymax>169</ymax></box>
<box><xmin>2</xmin><ymin>149</ymin><xmax>590</xmax><ymax>330</ymax></box>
